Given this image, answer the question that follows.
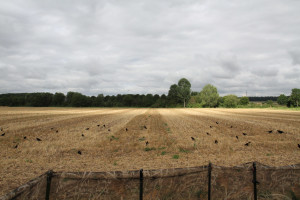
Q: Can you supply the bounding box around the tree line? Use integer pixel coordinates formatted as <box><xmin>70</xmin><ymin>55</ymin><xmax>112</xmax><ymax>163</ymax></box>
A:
<box><xmin>0</xmin><ymin>78</ymin><xmax>299</xmax><ymax>108</ymax></box>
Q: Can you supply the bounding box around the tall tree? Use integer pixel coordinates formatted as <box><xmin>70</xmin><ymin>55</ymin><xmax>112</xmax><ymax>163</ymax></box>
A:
<box><xmin>177</xmin><ymin>78</ymin><xmax>191</xmax><ymax>107</ymax></box>
<box><xmin>197</xmin><ymin>84</ymin><xmax>219</xmax><ymax>107</ymax></box>
<box><xmin>290</xmin><ymin>88</ymin><xmax>300</xmax><ymax>107</ymax></box>
<box><xmin>239</xmin><ymin>96</ymin><xmax>249</xmax><ymax>105</ymax></box>
<box><xmin>53</xmin><ymin>92</ymin><xmax>65</xmax><ymax>106</ymax></box>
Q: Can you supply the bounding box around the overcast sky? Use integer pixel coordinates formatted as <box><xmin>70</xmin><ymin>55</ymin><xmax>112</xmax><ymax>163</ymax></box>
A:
<box><xmin>0</xmin><ymin>0</ymin><xmax>299</xmax><ymax>96</ymax></box>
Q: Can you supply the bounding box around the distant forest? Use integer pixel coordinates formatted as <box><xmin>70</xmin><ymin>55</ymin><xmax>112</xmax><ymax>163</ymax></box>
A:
<box><xmin>0</xmin><ymin>78</ymin><xmax>299</xmax><ymax>108</ymax></box>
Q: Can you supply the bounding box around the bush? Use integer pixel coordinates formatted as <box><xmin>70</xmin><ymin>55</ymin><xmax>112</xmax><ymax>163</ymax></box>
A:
<box><xmin>223</xmin><ymin>95</ymin><xmax>239</xmax><ymax>108</ymax></box>
<box><xmin>239</xmin><ymin>96</ymin><xmax>249</xmax><ymax>105</ymax></box>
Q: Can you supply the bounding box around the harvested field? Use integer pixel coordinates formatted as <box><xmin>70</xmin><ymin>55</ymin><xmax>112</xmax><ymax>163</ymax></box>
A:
<box><xmin>0</xmin><ymin>107</ymin><xmax>300</xmax><ymax>196</ymax></box>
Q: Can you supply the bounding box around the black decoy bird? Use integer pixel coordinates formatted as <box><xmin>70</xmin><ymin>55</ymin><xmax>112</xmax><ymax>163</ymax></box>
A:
<box><xmin>23</xmin><ymin>136</ymin><xmax>27</xmax><ymax>139</ymax></box>
<box><xmin>86</xmin><ymin>128</ymin><xmax>89</xmax><ymax>130</ymax></box>
<box><xmin>245</xmin><ymin>142</ymin><xmax>251</xmax><ymax>146</ymax></box>
<box><xmin>78</xmin><ymin>151</ymin><xmax>82</xmax><ymax>155</ymax></box>
<box><xmin>126</xmin><ymin>128</ymin><xmax>128</xmax><ymax>131</ymax></box>
<box><xmin>36</xmin><ymin>138</ymin><xmax>42</xmax><ymax>141</ymax></box>
<box><xmin>215</xmin><ymin>140</ymin><xmax>218</xmax><ymax>144</ymax></box>
<box><xmin>277</xmin><ymin>130</ymin><xmax>284</xmax><ymax>134</ymax></box>
<box><xmin>56</xmin><ymin>130</ymin><xmax>59</xmax><ymax>133</ymax></box>
<box><xmin>51</xmin><ymin>127</ymin><xmax>54</xmax><ymax>130</ymax></box>
<box><xmin>206</xmin><ymin>132</ymin><xmax>210</xmax><ymax>136</ymax></box>
<box><xmin>108</xmin><ymin>129</ymin><xmax>111</xmax><ymax>132</ymax></box>
<box><xmin>236</xmin><ymin>136</ymin><xmax>239</xmax><ymax>139</ymax></box>
<box><xmin>267</xmin><ymin>130</ymin><xmax>273</xmax><ymax>133</ymax></box>
<box><xmin>146</xmin><ymin>141</ymin><xmax>149</xmax><ymax>146</ymax></box>
<box><xmin>230</xmin><ymin>126</ymin><xmax>233</xmax><ymax>128</ymax></box>
<box><xmin>14</xmin><ymin>144</ymin><xmax>18</xmax><ymax>148</ymax></box>
<box><xmin>298</xmin><ymin>144</ymin><xmax>300</xmax><ymax>148</ymax></box>
<box><xmin>191</xmin><ymin>137</ymin><xmax>195</xmax><ymax>141</ymax></box>
<box><xmin>210</xmin><ymin>126</ymin><xmax>212</xmax><ymax>128</ymax></box>
<box><xmin>216</xmin><ymin>122</ymin><xmax>219</xmax><ymax>124</ymax></box>
<box><xmin>81</xmin><ymin>134</ymin><xmax>84</xmax><ymax>137</ymax></box>
<box><xmin>144</xmin><ymin>125</ymin><xmax>147</xmax><ymax>129</ymax></box>
<box><xmin>97</xmin><ymin>124</ymin><xmax>100</xmax><ymax>127</ymax></box>
<box><xmin>103</xmin><ymin>124</ymin><xmax>106</xmax><ymax>128</ymax></box>
<box><xmin>1</xmin><ymin>133</ymin><xmax>5</xmax><ymax>136</ymax></box>
<box><xmin>243</xmin><ymin>133</ymin><xmax>247</xmax><ymax>136</ymax></box>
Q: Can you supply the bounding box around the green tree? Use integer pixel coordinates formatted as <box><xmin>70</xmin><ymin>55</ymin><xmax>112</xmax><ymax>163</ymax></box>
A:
<box><xmin>266</xmin><ymin>100</ymin><xmax>273</xmax><ymax>107</ymax></box>
<box><xmin>53</xmin><ymin>92</ymin><xmax>65</xmax><ymax>106</ymax></box>
<box><xmin>196</xmin><ymin>84</ymin><xmax>219</xmax><ymax>107</ymax></box>
<box><xmin>277</xmin><ymin>94</ymin><xmax>288</xmax><ymax>105</ymax></box>
<box><xmin>167</xmin><ymin>84</ymin><xmax>180</xmax><ymax>106</ymax></box>
<box><xmin>177</xmin><ymin>78</ymin><xmax>191</xmax><ymax>107</ymax></box>
<box><xmin>289</xmin><ymin>88</ymin><xmax>300</xmax><ymax>107</ymax></box>
<box><xmin>223</xmin><ymin>95</ymin><xmax>239</xmax><ymax>108</ymax></box>
<box><xmin>239</xmin><ymin>96</ymin><xmax>249</xmax><ymax>105</ymax></box>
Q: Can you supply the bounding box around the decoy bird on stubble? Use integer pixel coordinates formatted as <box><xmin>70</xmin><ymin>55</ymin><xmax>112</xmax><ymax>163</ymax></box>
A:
<box><xmin>108</xmin><ymin>129</ymin><xmax>111</xmax><ymax>132</ymax></box>
<box><xmin>245</xmin><ymin>142</ymin><xmax>251</xmax><ymax>146</ymax></box>
<box><xmin>230</xmin><ymin>126</ymin><xmax>233</xmax><ymax>128</ymax></box>
<box><xmin>215</xmin><ymin>140</ymin><xmax>218</xmax><ymax>144</ymax></box>
<box><xmin>210</xmin><ymin>126</ymin><xmax>212</xmax><ymax>128</ymax></box>
<box><xmin>103</xmin><ymin>125</ymin><xmax>106</xmax><ymax>128</ymax></box>
<box><xmin>236</xmin><ymin>136</ymin><xmax>239</xmax><ymax>139</ymax></box>
<box><xmin>97</xmin><ymin>124</ymin><xmax>100</xmax><ymax>127</ymax></box>
<box><xmin>86</xmin><ymin>128</ymin><xmax>89</xmax><ymax>130</ymax></box>
<box><xmin>78</xmin><ymin>151</ymin><xmax>82</xmax><ymax>155</ymax></box>
<box><xmin>36</xmin><ymin>138</ymin><xmax>42</xmax><ymax>141</ymax></box>
<box><xmin>216</xmin><ymin>122</ymin><xmax>219</xmax><ymax>124</ymax></box>
<box><xmin>23</xmin><ymin>136</ymin><xmax>27</xmax><ymax>139</ymax></box>
<box><xmin>14</xmin><ymin>144</ymin><xmax>18</xmax><ymax>148</ymax></box>
<box><xmin>277</xmin><ymin>130</ymin><xmax>284</xmax><ymax>134</ymax></box>
<box><xmin>126</xmin><ymin>128</ymin><xmax>128</xmax><ymax>131</ymax></box>
<box><xmin>267</xmin><ymin>130</ymin><xmax>273</xmax><ymax>133</ymax></box>
<box><xmin>298</xmin><ymin>144</ymin><xmax>300</xmax><ymax>148</ymax></box>
<box><xmin>81</xmin><ymin>134</ymin><xmax>84</xmax><ymax>137</ymax></box>
<box><xmin>144</xmin><ymin>125</ymin><xmax>147</xmax><ymax>129</ymax></box>
<box><xmin>146</xmin><ymin>141</ymin><xmax>149</xmax><ymax>146</ymax></box>
<box><xmin>191</xmin><ymin>137</ymin><xmax>195</xmax><ymax>141</ymax></box>
<box><xmin>51</xmin><ymin>127</ymin><xmax>54</xmax><ymax>130</ymax></box>
<box><xmin>206</xmin><ymin>132</ymin><xmax>210</xmax><ymax>136</ymax></box>
<box><xmin>56</xmin><ymin>130</ymin><xmax>58</xmax><ymax>133</ymax></box>
<box><xmin>243</xmin><ymin>133</ymin><xmax>247</xmax><ymax>136</ymax></box>
<box><xmin>1</xmin><ymin>133</ymin><xmax>5</xmax><ymax>136</ymax></box>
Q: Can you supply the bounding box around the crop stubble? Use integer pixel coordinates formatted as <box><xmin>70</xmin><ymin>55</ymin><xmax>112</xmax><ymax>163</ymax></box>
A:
<box><xmin>0</xmin><ymin>107</ymin><xmax>299</xmax><ymax>196</ymax></box>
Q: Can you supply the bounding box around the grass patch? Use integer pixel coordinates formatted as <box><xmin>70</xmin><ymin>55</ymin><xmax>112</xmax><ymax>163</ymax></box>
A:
<box><xmin>179</xmin><ymin>147</ymin><xmax>190</xmax><ymax>153</ymax></box>
<box><xmin>139</xmin><ymin>137</ymin><xmax>146</xmax><ymax>141</ymax></box>
<box><xmin>161</xmin><ymin>151</ymin><xmax>166</xmax><ymax>155</ymax></box>
<box><xmin>144</xmin><ymin>147</ymin><xmax>156</xmax><ymax>151</ymax></box>
<box><xmin>266</xmin><ymin>153</ymin><xmax>272</xmax><ymax>156</ymax></box>
<box><xmin>158</xmin><ymin>146</ymin><xmax>166</xmax><ymax>150</ymax></box>
<box><xmin>113</xmin><ymin>161</ymin><xmax>117</xmax><ymax>166</ymax></box>
<box><xmin>109</xmin><ymin>136</ymin><xmax>119</xmax><ymax>141</ymax></box>
<box><xmin>25</xmin><ymin>159</ymin><xmax>33</xmax><ymax>163</ymax></box>
<box><xmin>172</xmin><ymin>154</ymin><xmax>179</xmax><ymax>159</ymax></box>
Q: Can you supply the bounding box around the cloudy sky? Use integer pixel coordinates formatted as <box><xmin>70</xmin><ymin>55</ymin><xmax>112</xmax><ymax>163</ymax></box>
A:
<box><xmin>0</xmin><ymin>0</ymin><xmax>299</xmax><ymax>96</ymax></box>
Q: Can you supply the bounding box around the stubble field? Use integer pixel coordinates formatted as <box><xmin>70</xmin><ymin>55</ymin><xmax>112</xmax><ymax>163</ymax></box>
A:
<box><xmin>0</xmin><ymin>107</ymin><xmax>300</xmax><ymax>196</ymax></box>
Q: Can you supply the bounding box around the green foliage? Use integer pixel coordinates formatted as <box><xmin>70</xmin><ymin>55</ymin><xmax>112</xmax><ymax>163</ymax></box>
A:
<box><xmin>144</xmin><ymin>147</ymin><xmax>156</xmax><ymax>151</ymax></box>
<box><xmin>289</xmin><ymin>88</ymin><xmax>300</xmax><ymax>107</ymax></box>
<box><xmin>172</xmin><ymin>154</ymin><xmax>179</xmax><ymax>159</ymax></box>
<box><xmin>266</xmin><ymin>100</ymin><xmax>273</xmax><ymax>107</ymax></box>
<box><xmin>223</xmin><ymin>95</ymin><xmax>239</xmax><ymax>108</ymax></box>
<box><xmin>177</xmin><ymin>78</ymin><xmax>192</xmax><ymax>107</ymax></box>
<box><xmin>277</xmin><ymin>94</ymin><xmax>288</xmax><ymax>105</ymax></box>
<box><xmin>239</xmin><ymin>96</ymin><xmax>249</xmax><ymax>105</ymax></box>
<box><xmin>196</xmin><ymin>84</ymin><xmax>219</xmax><ymax>107</ymax></box>
<box><xmin>161</xmin><ymin>151</ymin><xmax>166</xmax><ymax>155</ymax></box>
<box><xmin>53</xmin><ymin>92</ymin><xmax>65</xmax><ymax>106</ymax></box>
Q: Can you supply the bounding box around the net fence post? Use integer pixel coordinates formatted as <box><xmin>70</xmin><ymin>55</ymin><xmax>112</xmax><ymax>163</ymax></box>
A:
<box><xmin>139</xmin><ymin>169</ymin><xmax>143</xmax><ymax>200</ymax></box>
<box><xmin>208</xmin><ymin>162</ymin><xmax>212</xmax><ymax>200</ymax></box>
<box><xmin>45</xmin><ymin>170</ymin><xmax>53</xmax><ymax>200</ymax></box>
<box><xmin>252</xmin><ymin>162</ymin><xmax>258</xmax><ymax>200</ymax></box>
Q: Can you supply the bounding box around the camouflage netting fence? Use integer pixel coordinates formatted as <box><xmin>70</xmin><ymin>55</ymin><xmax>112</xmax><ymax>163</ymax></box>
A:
<box><xmin>1</xmin><ymin>162</ymin><xmax>300</xmax><ymax>200</ymax></box>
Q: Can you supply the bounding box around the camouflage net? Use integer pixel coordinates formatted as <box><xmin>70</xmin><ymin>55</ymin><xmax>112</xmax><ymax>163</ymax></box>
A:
<box><xmin>1</xmin><ymin>162</ymin><xmax>299</xmax><ymax>200</ymax></box>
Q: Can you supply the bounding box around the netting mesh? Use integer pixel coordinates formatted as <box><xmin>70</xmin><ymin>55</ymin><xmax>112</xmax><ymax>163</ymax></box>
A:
<box><xmin>1</xmin><ymin>162</ymin><xmax>299</xmax><ymax>200</ymax></box>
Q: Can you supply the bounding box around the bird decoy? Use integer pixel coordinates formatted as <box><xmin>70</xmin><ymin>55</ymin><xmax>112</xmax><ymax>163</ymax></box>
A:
<box><xmin>23</xmin><ymin>136</ymin><xmax>27</xmax><ymax>139</ymax></box>
<box><xmin>216</xmin><ymin>122</ymin><xmax>219</xmax><ymax>124</ymax></box>
<box><xmin>277</xmin><ymin>130</ymin><xmax>284</xmax><ymax>134</ymax></box>
<box><xmin>210</xmin><ymin>126</ymin><xmax>212</xmax><ymax>128</ymax></box>
<box><xmin>97</xmin><ymin>124</ymin><xmax>100</xmax><ymax>127</ymax></box>
<box><xmin>81</xmin><ymin>134</ymin><xmax>84</xmax><ymax>137</ymax></box>
<box><xmin>108</xmin><ymin>129</ymin><xmax>111</xmax><ymax>132</ymax></box>
<box><xmin>1</xmin><ymin>133</ymin><xmax>5</xmax><ymax>136</ymax></box>
<box><xmin>298</xmin><ymin>144</ymin><xmax>300</xmax><ymax>148</ymax></box>
<box><xmin>267</xmin><ymin>130</ymin><xmax>273</xmax><ymax>133</ymax></box>
<box><xmin>206</xmin><ymin>132</ymin><xmax>210</xmax><ymax>136</ymax></box>
<box><xmin>103</xmin><ymin>125</ymin><xmax>106</xmax><ymax>128</ymax></box>
<box><xmin>230</xmin><ymin>126</ymin><xmax>233</xmax><ymax>128</ymax></box>
<box><xmin>144</xmin><ymin>125</ymin><xmax>147</xmax><ymax>129</ymax></box>
<box><xmin>14</xmin><ymin>144</ymin><xmax>18</xmax><ymax>149</ymax></box>
<box><xmin>191</xmin><ymin>137</ymin><xmax>195</xmax><ymax>141</ymax></box>
<box><xmin>245</xmin><ymin>142</ymin><xmax>251</xmax><ymax>146</ymax></box>
<box><xmin>56</xmin><ymin>130</ymin><xmax>58</xmax><ymax>133</ymax></box>
<box><xmin>51</xmin><ymin>127</ymin><xmax>54</xmax><ymax>130</ymax></box>
<box><xmin>236</xmin><ymin>136</ymin><xmax>239</xmax><ymax>139</ymax></box>
<box><xmin>243</xmin><ymin>133</ymin><xmax>247</xmax><ymax>136</ymax></box>
<box><xmin>126</xmin><ymin>128</ymin><xmax>128</xmax><ymax>131</ymax></box>
<box><xmin>146</xmin><ymin>141</ymin><xmax>149</xmax><ymax>146</ymax></box>
<box><xmin>78</xmin><ymin>151</ymin><xmax>82</xmax><ymax>155</ymax></box>
<box><xmin>36</xmin><ymin>138</ymin><xmax>42</xmax><ymax>141</ymax></box>
<box><xmin>215</xmin><ymin>140</ymin><xmax>218</xmax><ymax>144</ymax></box>
<box><xmin>86</xmin><ymin>128</ymin><xmax>89</xmax><ymax>130</ymax></box>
